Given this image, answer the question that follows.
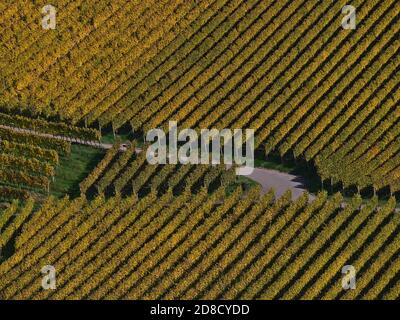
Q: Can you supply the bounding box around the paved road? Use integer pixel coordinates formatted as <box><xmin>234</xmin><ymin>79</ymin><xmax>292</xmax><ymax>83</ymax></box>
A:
<box><xmin>246</xmin><ymin>168</ymin><xmax>315</xmax><ymax>201</ymax></box>
<box><xmin>1</xmin><ymin>124</ymin><xmax>312</xmax><ymax>200</ymax></box>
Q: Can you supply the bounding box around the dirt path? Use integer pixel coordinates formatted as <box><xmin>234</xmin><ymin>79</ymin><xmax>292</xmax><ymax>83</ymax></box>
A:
<box><xmin>0</xmin><ymin>124</ymin><xmax>128</xmax><ymax>151</ymax></box>
<box><xmin>1</xmin><ymin>124</ymin><xmax>312</xmax><ymax>200</ymax></box>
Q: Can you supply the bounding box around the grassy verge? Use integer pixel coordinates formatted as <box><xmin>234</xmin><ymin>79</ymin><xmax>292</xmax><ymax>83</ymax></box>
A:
<box><xmin>51</xmin><ymin>144</ymin><xmax>105</xmax><ymax>198</ymax></box>
<box><xmin>254</xmin><ymin>157</ymin><xmax>294</xmax><ymax>173</ymax></box>
<box><xmin>101</xmin><ymin>132</ymin><xmax>134</xmax><ymax>145</ymax></box>
<box><xmin>226</xmin><ymin>175</ymin><xmax>261</xmax><ymax>196</ymax></box>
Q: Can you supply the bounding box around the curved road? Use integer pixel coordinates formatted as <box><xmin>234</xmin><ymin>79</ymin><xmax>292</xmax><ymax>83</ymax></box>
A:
<box><xmin>1</xmin><ymin>124</ymin><xmax>313</xmax><ymax>200</ymax></box>
<box><xmin>246</xmin><ymin>168</ymin><xmax>315</xmax><ymax>201</ymax></box>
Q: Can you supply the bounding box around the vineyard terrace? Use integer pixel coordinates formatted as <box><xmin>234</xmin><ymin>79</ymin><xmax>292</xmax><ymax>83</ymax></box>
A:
<box><xmin>145</xmin><ymin>121</ymin><xmax>254</xmax><ymax>176</ymax></box>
